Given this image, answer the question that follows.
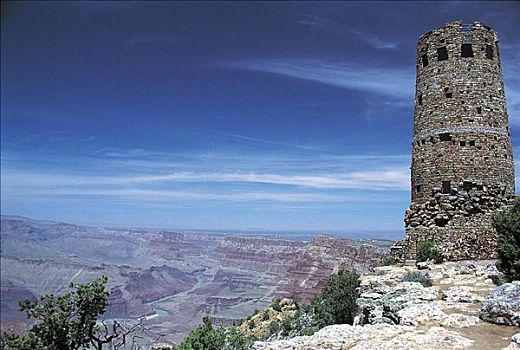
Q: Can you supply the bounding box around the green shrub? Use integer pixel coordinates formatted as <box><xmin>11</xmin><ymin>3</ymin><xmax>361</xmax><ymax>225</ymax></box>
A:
<box><xmin>416</xmin><ymin>240</ymin><xmax>443</xmax><ymax>263</ymax></box>
<box><xmin>271</xmin><ymin>299</ymin><xmax>282</xmax><ymax>312</ymax></box>
<box><xmin>178</xmin><ymin>316</ymin><xmax>225</xmax><ymax>350</ymax></box>
<box><xmin>247</xmin><ymin>320</ymin><xmax>255</xmax><ymax>330</ymax></box>
<box><xmin>268</xmin><ymin>320</ymin><xmax>280</xmax><ymax>335</ymax></box>
<box><xmin>0</xmin><ymin>276</ymin><xmax>140</xmax><ymax>350</ymax></box>
<box><xmin>281</xmin><ymin>318</ymin><xmax>292</xmax><ymax>336</ymax></box>
<box><xmin>262</xmin><ymin>311</ymin><xmax>270</xmax><ymax>321</ymax></box>
<box><xmin>493</xmin><ymin>197</ymin><xmax>520</xmax><ymax>282</ymax></box>
<box><xmin>226</xmin><ymin>327</ymin><xmax>255</xmax><ymax>350</ymax></box>
<box><xmin>311</xmin><ymin>269</ymin><xmax>359</xmax><ymax>328</ymax></box>
<box><xmin>302</xmin><ymin>327</ymin><xmax>317</xmax><ymax>336</ymax></box>
<box><xmin>178</xmin><ymin>317</ymin><xmax>253</xmax><ymax>350</ymax></box>
<box><xmin>382</xmin><ymin>256</ymin><xmax>399</xmax><ymax>266</ymax></box>
<box><xmin>401</xmin><ymin>271</ymin><xmax>432</xmax><ymax>287</ymax></box>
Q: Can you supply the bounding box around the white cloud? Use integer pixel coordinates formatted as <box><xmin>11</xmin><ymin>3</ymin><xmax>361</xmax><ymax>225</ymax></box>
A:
<box><xmin>223</xmin><ymin>59</ymin><xmax>414</xmax><ymax>99</ymax></box>
<box><xmin>295</xmin><ymin>13</ymin><xmax>399</xmax><ymax>49</ymax></box>
<box><xmin>349</xmin><ymin>29</ymin><xmax>399</xmax><ymax>49</ymax></box>
<box><xmin>9</xmin><ymin>188</ymin><xmax>356</xmax><ymax>203</ymax></box>
<box><xmin>1</xmin><ymin>169</ymin><xmax>409</xmax><ymax>191</ymax></box>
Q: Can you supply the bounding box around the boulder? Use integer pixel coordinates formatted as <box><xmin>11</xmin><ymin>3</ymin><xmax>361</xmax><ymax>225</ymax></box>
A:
<box><xmin>443</xmin><ymin>286</ymin><xmax>481</xmax><ymax>303</ymax></box>
<box><xmin>381</xmin><ymin>282</ymin><xmax>440</xmax><ymax>315</ymax></box>
<box><xmin>503</xmin><ymin>333</ymin><xmax>520</xmax><ymax>350</ymax></box>
<box><xmin>440</xmin><ymin>313</ymin><xmax>480</xmax><ymax>328</ymax></box>
<box><xmin>397</xmin><ymin>304</ymin><xmax>447</xmax><ymax>326</ymax></box>
<box><xmin>480</xmin><ymin>281</ymin><xmax>520</xmax><ymax>326</ymax></box>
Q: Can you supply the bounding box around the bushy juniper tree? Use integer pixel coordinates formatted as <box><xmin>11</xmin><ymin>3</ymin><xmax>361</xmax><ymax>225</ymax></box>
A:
<box><xmin>493</xmin><ymin>197</ymin><xmax>520</xmax><ymax>282</ymax></box>
<box><xmin>0</xmin><ymin>276</ymin><xmax>141</xmax><ymax>350</ymax></box>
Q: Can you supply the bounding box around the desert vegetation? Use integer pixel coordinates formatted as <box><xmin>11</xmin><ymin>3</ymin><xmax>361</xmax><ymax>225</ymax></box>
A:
<box><xmin>416</xmin><ymin>240</ymin><xmax>444</xmax><ymax>264</ymax></box>
<box><xmin>240</xmin><ymin>269</ymin><xmax>360</xmax><ymax>341</ymax></box>
<box><xmin>400</xmin><ymin>271</ymin><xmax>432</xmax><ymax>287</ymax></box>
<box><xmin>493</xmin><ymin>197</ymin><xmax>520</xmax><ymax>282</ymax></box>
<box><xmin>0</xmin><ymin>277</ymin><xmax>141</xmax><ymax>350</ymax></box>
<box><xmin>177</xmin><ymin>316</ymin><xmax>253</xmax><ymax>350</ymax></box>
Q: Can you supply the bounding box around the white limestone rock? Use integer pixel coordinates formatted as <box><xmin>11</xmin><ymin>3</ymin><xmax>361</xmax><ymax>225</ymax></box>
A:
<box><xmin>397</xmin><ymin>304</ymin><xmax>447</xmax><ymax>326</ymax></box>
<box><xmin>480</xmin><ymin>281</ymin><xmax>520</xmax><ymax>326</ymax></box>
<box><xmin>440</xmin><ymin>313</ymin><xmax>480</xmax><ymax>328</ymax></box>
<box><xmin>253</xmin><ymin>323</ymin><xmax>474</xmax><ymax>350</ymax></box>
<box><xmin>503</xmin><ymin>333</ymin><xmax>520</xmax><ymax>350</ymax></box>
<box><xmin>443</xmin><ymin>286</ymin><xmax>482</xmax><ymax>303</ymax></box>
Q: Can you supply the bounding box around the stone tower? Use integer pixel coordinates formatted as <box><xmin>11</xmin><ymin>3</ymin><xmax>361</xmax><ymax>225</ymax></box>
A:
<box><xmin>392</xmin><ymin>21</ymin><xmax>515</xmax><ymax>261</ymax></box>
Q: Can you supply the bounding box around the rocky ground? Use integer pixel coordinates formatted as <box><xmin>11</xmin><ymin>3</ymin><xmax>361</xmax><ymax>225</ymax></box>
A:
<box><xmin>254</xmin><ymin>260</ymin><xmax>519</xmax><ymax>350</ymax></box>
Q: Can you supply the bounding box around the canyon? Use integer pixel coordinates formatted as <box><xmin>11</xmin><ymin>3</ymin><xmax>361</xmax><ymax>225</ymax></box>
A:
<box><xmin>0</xmin><ymin>215</ymin><xmax>391</xmax><ymax>346</ymax></box>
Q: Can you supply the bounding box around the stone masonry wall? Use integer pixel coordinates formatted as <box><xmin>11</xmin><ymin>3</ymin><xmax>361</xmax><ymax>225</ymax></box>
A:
<box><xmin>393</xmin><ymin>21</ymin><xmax>515</xmax><ymax>261</ymax></box>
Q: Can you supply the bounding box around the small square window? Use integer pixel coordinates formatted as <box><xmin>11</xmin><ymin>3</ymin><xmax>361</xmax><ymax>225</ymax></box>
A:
<box><xmin>446</xmin><ymin>92</ymin><xmax>453</xmax><ymax>98</ymax></box>
<box><xmin>469</xmin><ymin>140</ymin><xmax>475</xmax><ymax>146</ymax></box>
<box><xmin>461</xmin><ymin>43</ymin><xmax>474</xmax><ymax>57</ymax></box>
<box><xmin>460</xmin><ymin>141</ymin><xmax>466</xmax><ymax>146</ymax></box>
<box><xmin>442</xmin><ymin>181</ymin><xmax>451</xmax><ymax>194</ymax></box>
<box><xmin>486</xmin><ymin>44</ymin><xmax>494</xmax><ymax>59</ymax></box>
<box><xmin>437</xmin><ymin>47</ymin><xmax>448</xmax><ymax>61</ymax></box>
<box><xmin>421</xmin><ymin>54</ymin><xmax>429</xmax><ymax>67</ymax></box>
<box><xmin>439</xmin><ymin>133</ymin><xmax>452</xmax><ymax>141</ymax></box>
<box><xmin>477</xmin><ymin>107</ymin><xmax>482</xmax><ymax>114</ymax></box>
<box><xmin>416</xmin><ymin>184</ymin><xmax>423</xmax><ymax>193</ymax></box>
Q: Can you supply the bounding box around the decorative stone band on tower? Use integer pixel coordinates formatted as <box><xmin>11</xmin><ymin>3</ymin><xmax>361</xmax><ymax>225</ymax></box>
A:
<box><xmin>391</xmin><ymin>21</ymin><xmax>515</xmax><ymax>261</ymax></box>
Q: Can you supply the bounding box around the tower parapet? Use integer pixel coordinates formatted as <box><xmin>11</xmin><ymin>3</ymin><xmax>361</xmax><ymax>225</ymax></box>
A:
<box><xmin>392</xmin><ymin>21</ymin><xmax>515</xmax><ymax>261</ymax></box>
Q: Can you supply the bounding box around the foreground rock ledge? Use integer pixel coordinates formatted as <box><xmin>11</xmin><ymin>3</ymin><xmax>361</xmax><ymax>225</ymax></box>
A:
<box><xmin>254</xmin><ymin>260</ymin><xmax>519</xmax><ymax>350</ymax></box>
<box><xmin>254</xmin><ymin>323</ymin><xmax>473</xmax><ymax>350</ymax></box>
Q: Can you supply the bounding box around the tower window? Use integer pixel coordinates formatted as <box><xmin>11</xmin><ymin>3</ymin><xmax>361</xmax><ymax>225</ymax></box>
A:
<box><xmin>439</xmin><ymin>133</ymin><xmax>452</xmax><ymax>141</ymax></box>
<box><xmin>486</xmin><ymin>44</ymin><xmax>494</xmax><ymax>59</ymax></box>
<box><xmin>460</xmin><ymin>141</ymin><xmax>466</xmax><ymax>146</ymax></box>
<box><xmin>445</xmin><ymin>92</ymin><xmax>453</xmax><ymax>98</ymax></box>
<box><xmin>421</xmin><ymin>139</ymin><xmax>426</xmax><ymax>145</ymax></box>
<box><xmin>442</xmin><ymin>181</ymin><xmax>451</xmax><ymax>194</ymax></box>
<box><xmin>418</xmin><ymin>94</ymin><xmax>423</xmax><ymax>105</ymax></box>
<box><xmin>421</xmin><ymin>54</ymin><xmax>429</xmax><ymax>67</ymax></box>
<box><xmin>437</xmin><ymin>47</ymin><xmax>448</xmax><ymax>61</ymax></box>
<box><xmin>416</xmin><ymin>184</ymin><xmax>423</xmax><ymax>193</ymax></box>
<box><xmin>477</xmin><ymin>107</ymin><xmax>482</xmax><ymax>114</ymax></box>
<box><xmin>469</xmin><ymin>140</ymin><xmax>475</xmax><ymax>146</ymax></box>
<box><xmin>461</xmin><ymin>43</ymin><xmax>474</xmax><ymax>57</ymax></box>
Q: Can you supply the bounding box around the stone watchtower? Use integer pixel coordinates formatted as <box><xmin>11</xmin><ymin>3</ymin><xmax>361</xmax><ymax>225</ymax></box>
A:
<box><xmin>392</xmin><ymin>21</ymin><xmax>515</xmax><ymax>261</ymax></box>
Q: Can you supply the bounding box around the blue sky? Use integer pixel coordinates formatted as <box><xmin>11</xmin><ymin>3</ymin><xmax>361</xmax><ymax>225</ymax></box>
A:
<box><xmin>1</xmin><ymin>1</ymin><xmax>519</xmax><ymax>236</ymax></box>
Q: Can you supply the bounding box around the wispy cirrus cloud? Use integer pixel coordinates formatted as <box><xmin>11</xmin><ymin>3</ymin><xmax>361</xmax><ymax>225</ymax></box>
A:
<box><xmin>349</xmin><ymin>29</ymin><xmax>399</xmax><ymax>49</ymax></box>
<box><xmin>295</xmin><ymin>13</ymin><xmax>399</xmax><ymax>49</ymax></box>
<box><xmin>25</xmin><ymin>188</ymin><xmax>352</xmax><ymax>203</ymax></box>
<box><xmin>208</xmin><ymin>130</ymin><xmax>321</xmax><ymax>151</ymax></box>
<box><xmin>223</xmin><ymin>58</ymin><xmax>414</xmax><ymax>99</ymax></box>
<box><xmin>1</xmin><ymin>169</ymin><xmax>409</xmax><ymax>190</ymax></box>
